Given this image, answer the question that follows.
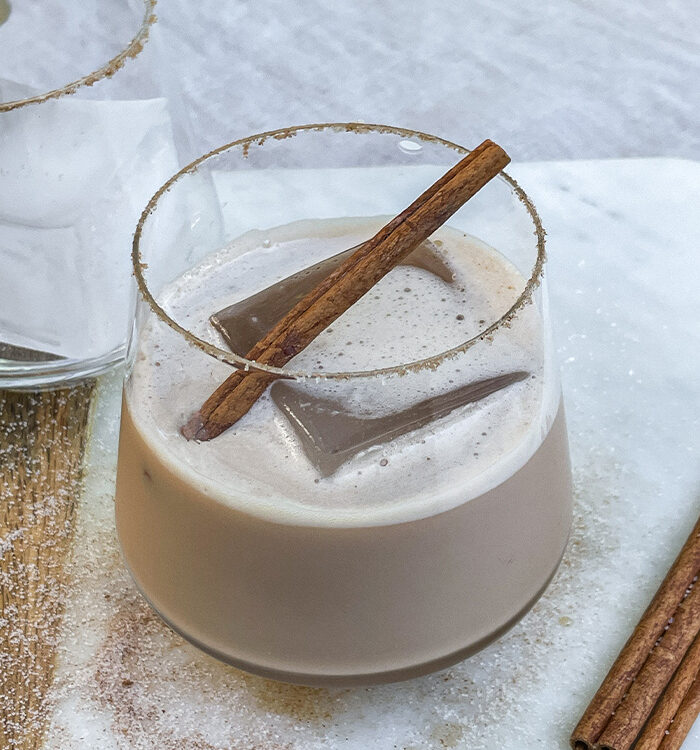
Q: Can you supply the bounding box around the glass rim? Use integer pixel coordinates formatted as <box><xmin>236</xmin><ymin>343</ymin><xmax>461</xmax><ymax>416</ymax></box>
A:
<box><xmin>0</xmin><ymin>0</ymin><xmax>156</xmax><ymax>112</ymax></box>
<box><xmin>132</xmin><ymin>122</ymin><xmax>547</xmax><ymax>382</ymax></box>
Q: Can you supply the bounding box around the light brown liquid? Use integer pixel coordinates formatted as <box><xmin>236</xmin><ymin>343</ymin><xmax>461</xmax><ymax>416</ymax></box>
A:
<box><xmin>116</xmin><ymin>219</ymin><xmax>571</xmax><ymax>683</ymax></box>
<box><xmin>115</xmin><ymin>397</ymin><xmax>572</xmax><ymax>686</ymax></box>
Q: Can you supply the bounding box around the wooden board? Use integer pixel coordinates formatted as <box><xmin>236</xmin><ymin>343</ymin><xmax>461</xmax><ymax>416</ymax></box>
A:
<box><xmin>0</xmin><ymin>384</ymin><xmax>95</xmax><ymax>750</ymax></box>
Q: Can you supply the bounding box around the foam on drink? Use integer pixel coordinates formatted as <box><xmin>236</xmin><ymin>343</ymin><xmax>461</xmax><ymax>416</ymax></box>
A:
<box><xmin>126</xmin><ymin>217</ymin><xmax>558</xmax><ymax>526</ymax></box>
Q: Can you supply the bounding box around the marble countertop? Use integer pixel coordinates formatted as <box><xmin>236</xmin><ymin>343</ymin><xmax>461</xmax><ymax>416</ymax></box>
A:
<box><xmin>158</xmin><ymin>1</ymin><xmax>699</xmax><ymax>164</ymax></box>
<box><xmin>33</xmin><ymin>157</ymin><xmax>700</xmax><ymax>749</ymax></box>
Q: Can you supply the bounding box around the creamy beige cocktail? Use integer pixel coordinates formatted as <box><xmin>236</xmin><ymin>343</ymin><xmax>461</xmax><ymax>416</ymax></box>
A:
<box><xmin>116</xmin><ymin>125</ymin><xmax>572</xmax><ymax>685</ymax></box>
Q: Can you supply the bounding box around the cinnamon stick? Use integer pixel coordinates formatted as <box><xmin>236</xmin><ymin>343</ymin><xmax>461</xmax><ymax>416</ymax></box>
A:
<box><xmin>634</xmin><ymin>633</ymin><xmax>700</xmax><ymax>750</ymax></box>
<box><xmin>597</xmin><ymin>581</ymin><xmax>700</xmax><ymax>750</ymax></box>
<box><xmin>571</xmin><ymin>515</ymin><xmax>700</xmax><ymax>750</ymax></box>
<box><xmin>657</xmin><ymin>669</ymin><xmax>700</xmax><ymax>750</ymax></box>
<box><xmin>182</xmin><ymin>139</ymin><xmax>510</xmax><ymax>441</ymax></box>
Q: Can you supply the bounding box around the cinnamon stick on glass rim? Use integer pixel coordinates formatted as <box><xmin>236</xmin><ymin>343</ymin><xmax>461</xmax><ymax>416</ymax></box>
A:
<box><xmin>182</xmin><ymin>139</ymin><xmax>510</xmax><ymax>441</ymax></box>
<box><xmin>571</xmin><ymin>514</ymin><xmax>700</xmax><ymax>750</ymax></box>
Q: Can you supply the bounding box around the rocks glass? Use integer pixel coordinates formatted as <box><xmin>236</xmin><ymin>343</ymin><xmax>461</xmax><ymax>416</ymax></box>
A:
<box><xmin>117</xmin><ymin>124</ymin><xmax>572</xmax><ymax>685</ymax></box>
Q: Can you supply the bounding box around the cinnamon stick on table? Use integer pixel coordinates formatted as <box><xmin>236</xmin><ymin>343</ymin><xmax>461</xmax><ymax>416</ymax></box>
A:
<box><xmin>571</xmin><ymin>515</ymin><xmax>700</xmax><ymax>750</ymax></box>
<box><xmin>655</xmin><ymin>667</ymin><xmax>700</xmax><ymax>750</ymax></box>
<box><xmin>634</xmin><ymin>632</ymin><xmax>700</xmax><ymax>750</ymax></box>
<box><xmin>597</xmin><ymin>581</ymin><xmax>700</xmax><ymax>750</ymax></box>
<box><xmin>182</xmin><ymin>139</ymin><xmax>510</xmax><ymax>441</ymax></box>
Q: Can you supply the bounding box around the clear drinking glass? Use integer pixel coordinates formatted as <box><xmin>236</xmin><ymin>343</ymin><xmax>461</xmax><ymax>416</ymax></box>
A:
<box><xmin>116</xmin><ymin>124</ymin><xmax>573</xmax><ymax>685</ymax></box>
<box><xmin>0</xmin><ymin>0</ymin><xmax>187</xmax><ymax>387</ymax></box>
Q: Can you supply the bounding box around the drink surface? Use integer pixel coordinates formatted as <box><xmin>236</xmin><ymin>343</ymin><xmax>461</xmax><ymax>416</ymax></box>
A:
<box><xmin>127</xmin><ymin>217</ymin><xmax>556</xmax><ymax>526</ymax></box>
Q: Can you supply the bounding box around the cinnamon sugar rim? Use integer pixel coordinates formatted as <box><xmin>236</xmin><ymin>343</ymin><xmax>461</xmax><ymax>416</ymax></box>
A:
<box><xmin>132</xmin><ymin>123</ymin><xmax>546</xmax><ymax>381</ymax></box>
<box><xmin>0</xmin><ymin>0</ymin><xmax>156</xmax><ymax>112</ymax></box>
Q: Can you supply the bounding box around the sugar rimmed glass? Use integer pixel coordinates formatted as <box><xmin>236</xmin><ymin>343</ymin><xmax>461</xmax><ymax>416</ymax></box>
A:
<box><xmin>0</xmin><ymin>0</ymin><xmax>187</xmax><ymax>387</ymax></box>
<box><xmin>118</xmin><ymin>123</ymin><xmax>573</xmax><ymax>685</ymax></box>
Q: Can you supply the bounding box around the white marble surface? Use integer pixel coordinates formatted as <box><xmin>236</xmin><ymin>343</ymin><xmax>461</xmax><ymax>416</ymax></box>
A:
<box><xmin>39</xmin><ymin>158</ymin><xmax>700</xmax><ymax>749</ymax></box>
<box><xmin>3</xmin><ymin>1</ymin><xmax>698</xmax><ymax>162</ymax></box>
<box><xmin>156</xmin><ymin>0</ymin><xmax>700</xmax><ymax>163</ymax></box>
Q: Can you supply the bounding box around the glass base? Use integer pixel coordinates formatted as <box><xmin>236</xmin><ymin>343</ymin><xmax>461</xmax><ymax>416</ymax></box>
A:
<box><xmin>131</xmin><ymin>548</ymin><xmax>566</xmax><ymax>687</ymax></box>
<box><xmin>0</xmin><ymin>344</ymin><xmax>124</xmax><ymax>389</ymax></box>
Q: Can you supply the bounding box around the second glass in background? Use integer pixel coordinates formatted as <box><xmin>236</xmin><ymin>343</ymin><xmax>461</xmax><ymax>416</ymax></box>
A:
<box><xmin>0</xmin><ymin>0</ymin><xmax>190</xmax><ymax>387</ymax></box>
